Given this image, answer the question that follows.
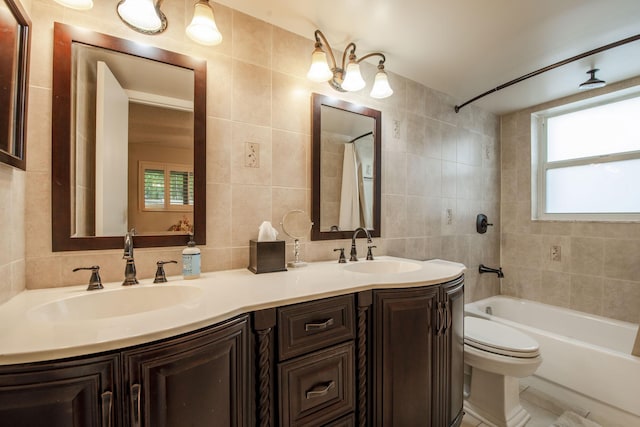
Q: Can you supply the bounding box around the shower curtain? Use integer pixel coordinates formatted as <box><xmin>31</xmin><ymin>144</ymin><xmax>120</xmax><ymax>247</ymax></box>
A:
<box><xmin>339</xmin><ymin>143</ymin><xmax>361</xmax><ymax>230</ymax></box>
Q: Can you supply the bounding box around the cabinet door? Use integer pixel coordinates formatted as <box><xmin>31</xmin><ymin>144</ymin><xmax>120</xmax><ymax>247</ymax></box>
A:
<box><xmin>438</xmin><ymin>276</ymin><xmax>465</xmax><ymax>427</ymax></box>
<box><xmin>372</xmin><ymin>286</ymin><xmax>439</xmax><ymax>426</ymax></box>
<box><xmin>123</xmin><ymin>315</ymin><xmax>249</xmax><ymax>427</ymax></box>
<box><xmin>0</xmin><ymin>354</ymin><xmax>119</xmax><ymax>427</ymax></box>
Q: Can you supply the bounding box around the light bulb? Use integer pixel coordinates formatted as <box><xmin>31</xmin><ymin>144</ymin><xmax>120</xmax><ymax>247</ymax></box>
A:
<box><xmin>370</xmin><ymin>68</ymin><xmax>393</xmax><ymax>99</ymax></box>
<box><xmin>186</xmin><ymin>1</ymin><xmax>222</xmax><ymax>46</ymax></box>
<box><xmin>341</xmin><ymin>61</ymin><xmax>365</xmax><ymax>92</ymax></box>
<box><xmin>307</xmin><ymin>47</ymin><xmax>333</xmax><ymax>82</ymax></box>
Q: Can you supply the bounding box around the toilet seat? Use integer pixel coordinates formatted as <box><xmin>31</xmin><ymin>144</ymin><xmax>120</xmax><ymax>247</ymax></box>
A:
<box><xmin>465</xmin><ymin>316</ymin><xmax>540</xmax><ymax>358</ymax></box>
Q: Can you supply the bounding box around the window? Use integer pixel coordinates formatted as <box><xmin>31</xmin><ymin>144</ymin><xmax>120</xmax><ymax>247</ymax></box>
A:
<box><xmin>532</xmin><ymin>87</ymin><xmax>640</xmax><ymax>221</ymax></box>
<box><xmin>139</xmin><ymin>161</ymin><xmax>194</xmax><ymax>211</ymax></box>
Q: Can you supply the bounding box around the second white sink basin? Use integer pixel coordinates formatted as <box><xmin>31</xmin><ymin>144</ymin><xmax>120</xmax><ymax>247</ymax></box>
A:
<box><xmin>28</xmin><ymin>285</ymin><xmax>203</xmax><ymax>322</ymax></box>
<box><xmin>343</xmin><ymin>260</ymin><xmax>421</xmax><ymax>274</ymax></box>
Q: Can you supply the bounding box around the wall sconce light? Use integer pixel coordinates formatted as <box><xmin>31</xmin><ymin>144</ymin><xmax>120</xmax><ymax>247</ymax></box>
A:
<box><xmin>53</xmin><ymin>0</ymin><xmax>93</xmax><ymax>9</ymax></box>
<box><xmin>306</xmin><ymin>30</ymin><xmax>393</xmax><ymax>99</ymax></box>
<box><xmin>579</xmin><ymin>68</ymin><xmax>606</xmax><ymax>90</ymax></box>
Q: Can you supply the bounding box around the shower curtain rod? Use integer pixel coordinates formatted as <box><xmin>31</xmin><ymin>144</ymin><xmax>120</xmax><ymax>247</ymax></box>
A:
<box><xmin>348</xmin><ymin>131</ymin><xmax>373</xmax><ymax>144</ymax></box>
<box><xmin>454</xmin><ymin>33</ymin><xmax>640</xmax><ymax>113</ymax></box>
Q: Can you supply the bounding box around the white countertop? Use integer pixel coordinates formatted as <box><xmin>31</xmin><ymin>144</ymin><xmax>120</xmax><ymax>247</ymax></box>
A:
<box><xmin>0</xmin><ymin>257</ymin><xmax>464</xmax><ymax>365</ymax></box>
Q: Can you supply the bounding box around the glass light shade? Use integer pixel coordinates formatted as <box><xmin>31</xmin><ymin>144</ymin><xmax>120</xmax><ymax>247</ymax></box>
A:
<box><xmin>186</xmin><ymin>1</ymin><xmax>222</xmax><ymax>46</ymax></box>
<box><xmin>53</xmin><ymin>0</ymin><xmax>93</xmax><ymax>9</ymax></box>
<box><xmin>370</xmin><ymin>69</ymin><xmax>393</xmax><ymax>98</ymax></box>
<box><xmin>306</xmin><ymin>48</ymin><xmax>333</xmax><ymax>82</ymax></box>
<box><xmin>117</xmin><ymin>0</ymin><xmax>166</xmax><ymax>34</ymax></box>
<box><xmin>341</xmin><ymin>61</ymin><xmax>365</xmax><ymax>92</ymax></box>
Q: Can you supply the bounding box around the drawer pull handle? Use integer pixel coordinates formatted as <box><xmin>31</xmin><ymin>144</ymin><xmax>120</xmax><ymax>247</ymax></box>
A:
<box><xmin>305</xmin><ymin>380</ymin><xmax>335</xmax><ymax>399</ymax></box>
<box><xmin>101</xmin><ymin>391</ymin><xmax>113</xmax><ymax>427</ymax></box>
<box><xmin>304</xmin><ymin>318</ymin><xmax>335</xmax><ymax>331</ymax></box>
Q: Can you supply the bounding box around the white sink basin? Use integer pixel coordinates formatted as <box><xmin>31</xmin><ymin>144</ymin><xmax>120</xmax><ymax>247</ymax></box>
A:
<box><xmin>343</xmin><ymin>260</ymin><xmax>421</xmax><ymax>274</ymax></box>
<box><xmin>28</xmin><ymin>285</ymin><xmax>203</xmax><ymax>322</ymax></box>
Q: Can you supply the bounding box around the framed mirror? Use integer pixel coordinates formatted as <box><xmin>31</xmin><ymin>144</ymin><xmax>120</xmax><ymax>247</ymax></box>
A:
<box><xmin>0</xmin><ymin>0</ymin><xmax>30</xmax><ymax>170</ymax></box>
<box><xmin>52</xmin><ymin>23</ymin><xmax>206</xmax><ymax>251</ymax></box>
<box><xmin>311</xmin><ymin>93</ymin><xmax>381</xmax><ymax>241</ymax></box>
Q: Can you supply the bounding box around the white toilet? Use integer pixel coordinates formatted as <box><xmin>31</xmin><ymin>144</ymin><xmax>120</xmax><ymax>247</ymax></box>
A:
<box><xmin>464</xmin><ymin>316</ymin><xmax>542</xmax><ymax>427</ymax></box>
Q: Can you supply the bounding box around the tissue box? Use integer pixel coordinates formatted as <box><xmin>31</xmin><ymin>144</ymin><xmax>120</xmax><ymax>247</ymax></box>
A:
<box><xmin>248</xmin><ymin>240</ymin><xmax>287</xmax><ymax>274</ymax></box>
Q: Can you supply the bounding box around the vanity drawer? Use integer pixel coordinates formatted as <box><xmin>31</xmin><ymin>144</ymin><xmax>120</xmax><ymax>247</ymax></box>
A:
<box><xmin>279</xmin><ymin>342</ymin><xmax>355</xmax><ymax>427</ymax></box>
<box><xmin>277</xmin><ymin>294</ymin><xmax>355</xmax><ymax>361</ymax></box>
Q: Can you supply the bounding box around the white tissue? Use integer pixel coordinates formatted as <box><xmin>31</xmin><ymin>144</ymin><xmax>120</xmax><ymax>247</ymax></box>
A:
<box><xmin>258</xmin><ymin>221</ymin><xmax>279</xmax><ymax>241</ymax></box>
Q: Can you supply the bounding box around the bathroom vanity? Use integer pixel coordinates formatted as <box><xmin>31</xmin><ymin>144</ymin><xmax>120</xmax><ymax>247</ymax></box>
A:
<box><xmin>0</xmin><ymin>258</ymin><xmax>464</xmax><ymax>427</ymax></box>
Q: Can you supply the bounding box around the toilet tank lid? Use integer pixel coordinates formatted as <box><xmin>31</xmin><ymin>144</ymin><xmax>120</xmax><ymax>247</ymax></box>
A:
<box><xmin>465</xmin><ymin>316</ymin><xmax>539</xmax><ymax>353</ymax></box>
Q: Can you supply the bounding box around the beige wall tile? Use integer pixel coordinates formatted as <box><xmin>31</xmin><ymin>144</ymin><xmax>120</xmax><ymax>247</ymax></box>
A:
<box><xmin>272</xmin><ymin>27</ymin><xmax>311</xmax><ymax>79</ymax></box>
<box><xmin>271</xmin><ymin>72</ymin><xmax>310</xmax><ymax>134</ymax></box>
<box><xmin>272</xmin><ymin>130</ymin><xmax>307</xmax><ymax>189</ymax></box>
<box><xmin>232</xmin><ymin>11</ymin><xmax>272</xmax><ymax>68</ymax></box>
<box><xmin>570</xmin><ymin>275</ymin><xmax>603</xmax><ymax>315</ymax></box>
<box><xmin>231</xmin><ymin>60</ymin><xmax>271</xmax><ymax>126</ymax></box>
<box><xmin>603</xmin><ymin>279</ymin><xmax>640</xmax><ymax>323</ymax></box>
<box><xmin>603</xmin><ymin>239</ymin><xmax>640</xmax><ymax>281</ymax></box>
<box><xmin>570</xmin><ymin>236</ymin><xmax>603</xmax><ymax>276</ymax></box>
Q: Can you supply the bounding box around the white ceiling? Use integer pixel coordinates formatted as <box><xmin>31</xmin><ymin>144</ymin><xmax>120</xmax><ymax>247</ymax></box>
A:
<box><xmin>214</xmin><ymin>0</ymin><xmax>640</xmax><ymax>115</ymax></box>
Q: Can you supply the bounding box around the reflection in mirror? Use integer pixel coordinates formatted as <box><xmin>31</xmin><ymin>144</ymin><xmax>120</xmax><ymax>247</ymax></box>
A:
<box><xmin>72</xmin><ymin>43</ymin><xmax>194</xmax><ymax>237</ymax></box>
<box><xmin>281</xmin><ymin>209</ymin><xmax>313</xmax><ymax>268</ymax></box>
<box><xmin>52</xmin><ymin>23</ymin><xmax>206</xmax><ymax>251</ymax></box>
<box><xmin>0</xmin><ymin>0</ymin><xmax>30</xmax><ymax>170</ymax></box>
<box><xmin>311</xmin><ymin>94</ymin><xmax>381</xmax><ymax>241</ymax></box>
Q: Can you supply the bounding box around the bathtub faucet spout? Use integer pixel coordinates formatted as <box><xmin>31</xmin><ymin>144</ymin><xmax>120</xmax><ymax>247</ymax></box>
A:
<box><xmin>479</xmin><ymin>264</ymin><xmax>504</xmax><ymax>278</ymax></box>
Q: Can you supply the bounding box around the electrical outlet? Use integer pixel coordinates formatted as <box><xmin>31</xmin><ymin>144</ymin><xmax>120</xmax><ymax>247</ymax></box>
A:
<box><xmin>393</xmin><ymin>120</ymin><xmax>401</xmax><ymax>139</ymax></box>
<box><xmin>551</xmin><ymin>245</ymin><xmax>561</xmax><ymax>262</ymax></box>
<box><xmin>446</xmin><ymin>208</ymin><xmax>453</xmax><ymax>225</ymax></box>
<box><xmin>245</xmin><ymin>142</ymin><xmax>259</xmax><ymax>168</ymax></box>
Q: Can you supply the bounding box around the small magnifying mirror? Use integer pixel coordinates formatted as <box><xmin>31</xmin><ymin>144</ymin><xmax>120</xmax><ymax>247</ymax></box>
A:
<box><xmin>281</xmin><ymin>210</ymin><xmax>313</xmax><ymax>268</ymax></box>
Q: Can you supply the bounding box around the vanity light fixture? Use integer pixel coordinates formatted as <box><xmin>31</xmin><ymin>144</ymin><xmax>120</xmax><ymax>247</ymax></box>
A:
<box><xmin>186</xmin><ymin>0</ymin><xmax>222</xmax><ymax>46</ymax></box>
<box><xmin>307</xmin><ymin>29</ymin><xmax>393</xmax><ymax>99</ymax></box>
<box><xmin>116</xmin><ymin>0</ymin><xmax>167</xmax><ymax>35</ymax></box>
<box><xmin>579</xmin><ymin>68</ymin><xmax>606</xmax><ymax>90</ymax></box>
<box><xmin>53</xmin><ymin>0</ymin><xmax>93</xmax><ymax>9</ymax></box>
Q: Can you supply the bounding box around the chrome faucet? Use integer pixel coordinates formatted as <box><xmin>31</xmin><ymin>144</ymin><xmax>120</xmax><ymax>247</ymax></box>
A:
<box><xmin>123</xmin><ymin>228</ymin><xmax>139</xmax><ymax>286</ymax></box>
<box><xmin>350</xmin><ymin>227</ymin><xmax>374</xmax><ymax>261</ymax></box>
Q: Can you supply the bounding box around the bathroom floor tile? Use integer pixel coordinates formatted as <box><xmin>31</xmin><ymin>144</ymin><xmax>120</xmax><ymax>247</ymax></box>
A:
<box><xmin>520</xmin><ymin>398</ymin><xmax>558</xmax><ymax>427</ymax></box>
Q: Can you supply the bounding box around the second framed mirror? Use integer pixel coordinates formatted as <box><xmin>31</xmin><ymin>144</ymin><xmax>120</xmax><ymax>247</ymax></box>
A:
<box><xmin>311</xmin><ymin>93</ymin><xmax>381</xmax><ymax>241</ymax></box>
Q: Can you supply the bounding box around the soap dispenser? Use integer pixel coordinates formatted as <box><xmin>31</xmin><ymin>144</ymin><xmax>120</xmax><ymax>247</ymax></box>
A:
<box><xmin>182</xmin><ymin>234</ymin><xmax>201</xmax><ymax>279</ymax></box>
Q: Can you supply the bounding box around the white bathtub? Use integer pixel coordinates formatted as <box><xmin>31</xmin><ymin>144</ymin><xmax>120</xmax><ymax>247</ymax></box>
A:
<box><xmin>465</xmin><ymin>296</ymin><xmax>640</xmax><ymax>419</ymax></box>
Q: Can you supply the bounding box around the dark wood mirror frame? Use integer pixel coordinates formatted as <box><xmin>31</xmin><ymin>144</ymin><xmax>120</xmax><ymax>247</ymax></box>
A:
<box><xmin>311</xmin><ymin>93</ymin><xmax>382</xmax><ymax>241</ymax></box>
<box><xmin>52</xmin><ymin>22</ymin><xmax>206</xmax><ymax>251</ymax></box>
<box><xmin>0</xmin><ymin>0</ymin><xmax>30</xmax><ymax>170</ymax></box>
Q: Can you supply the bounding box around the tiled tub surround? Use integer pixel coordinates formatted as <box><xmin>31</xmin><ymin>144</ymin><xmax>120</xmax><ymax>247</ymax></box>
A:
<box><xmin>466</xmin><ymin>296</ymin><xmax>640</xmax><ymax>425</ymax></box>
<box><xmin>500</xmin><ymin>76</ymin><xmax>640</xmax><ymax>324</ymax></box>
<box><xmin>0</xmin><ymin>0</ymin><xmax>499</xmax><ymax>304</ymax></box>
<box><xmin>0</xmin><ymin>257</ymin><xmax>464</xmax><ymax>365</ymax></box>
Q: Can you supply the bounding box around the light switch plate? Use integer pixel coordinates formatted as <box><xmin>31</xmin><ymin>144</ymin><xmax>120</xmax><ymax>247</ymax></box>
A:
<box><xmin>245</xmin><ymin>142</ymin><xmax>259</xmax><ymax>168</ymax></box>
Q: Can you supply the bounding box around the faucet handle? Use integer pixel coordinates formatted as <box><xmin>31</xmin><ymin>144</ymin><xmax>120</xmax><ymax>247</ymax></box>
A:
<box><xmin>154</xmin><ymin>260</ymin><xmax>178</xmax><ymax>283</ymax></box>
<box><xmin>73</xmin><ymin>265</ymin><xmax>103</xmax><ymax>291</ymax></box>
<box><xmin>366</xmin><ymin>245</ymin><xmax>377</xmax><ymax>261</ymax></box>
<box><xmin>333</xmin><ymin>248</ymin><xmax>347</xmax><ymax>263</ymax></box>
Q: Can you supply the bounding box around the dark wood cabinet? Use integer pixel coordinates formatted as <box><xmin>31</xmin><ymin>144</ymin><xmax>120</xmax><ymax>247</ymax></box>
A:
<box><xmin>0</xmin><ymin>315</ymin><xmax>249</xmax><ymax>427</ymax></box>
<box><xmin>371</xmin><ymin>275</ymin><xmax>464</xmax><ymax>427</ymax></box>
<box><xmin>0</xmin><ymin>354</ymin><xmax>119</xmax><ymax>427</ymax></box>
<box><xmin>122</xmin><ymin>315</ymin><xmax>250</xmax><ymax>427</ymax></box>
<box><xmin>254</xmin><ymin>294</ymin><xmax>357</xmax><ymax>427</ymax></box>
